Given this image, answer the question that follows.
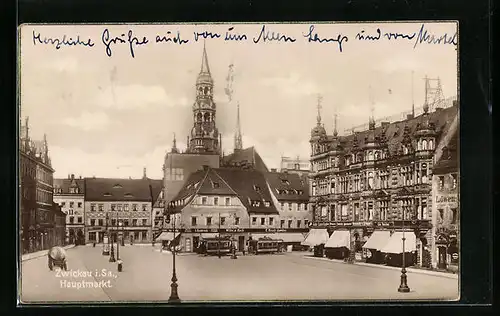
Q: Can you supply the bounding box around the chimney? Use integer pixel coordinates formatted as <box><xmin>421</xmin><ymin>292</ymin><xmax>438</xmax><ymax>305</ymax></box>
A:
<box><xmin>381</xmin><ymin>122</ymin><xmax>390</xmax><ymax>128</ymax></box>
<box><xmin>71</xmin><ymin>174</ymin><xmax>75</xmax><ymax>180</ymax></box>
<box><xmin>79</xmin><ymin>175</ymin><xmax>82</xmax><ymax>179</ymax></box>
<box><xmin>270</xmin><ymin>168</ymin><xmax>277</xmax><ymax>172</ymax></box>
<box><xmin>68</xmin><ymin>174</ymin><xmax>70</xmax><ymax>179</ymax></box>
<box><xmin>406</xmin><ymin>114</ymin><xmax>414</xmax><ymax>120</ymax></box>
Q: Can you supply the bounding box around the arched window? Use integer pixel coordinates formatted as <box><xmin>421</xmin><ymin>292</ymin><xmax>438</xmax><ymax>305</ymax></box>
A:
<box><xmin>422</xmin><ymin>139</ymin><xmax>428</xmax><ymax>150</ymax></box>
<box><xmin>417</xmin><ymin>140</ymin><xmax>422</xmax><ymax>151</ymax></box>
<box><xmin>368</xmin><ymin>172</ymin><xmax>374</xmax><ymax>189</ymax></box>
<box><xmin>374</xmin><ymin>151</ymin><xmax>380</xmax><ymax>160</ymax></box>
<box><xmin>429</xmin><ymin>139</ymin><xmax>434</xmax><ymax>150</ymax></box>
<box><xmin>335</xmin><ymin>157</ymin><xmax>339</xmax><ymax>167</ymax></box>
<box><xmin>204</xmin><ymin>112</ymin><xmax>210</xmax><ymax>122</ymax></box>
<box><xmin>345</xmin><ymin>156</ymin><xmax>350</xmax><ymax>166</ymax></box>
<box><xmin>197</xmin><ymin>112</ymin><xmax>202</xmax><ymax>122</ymax></box>
<box><xmin>357</xmin><ymin>153</ymin><xmax>363</xmax><ymax>162</ymax></box>
<box><xmin>403</xmin><ymin>146</ymin><xmax>408</xmax><ymax>155</ymax></box>
<box><xmin>368</xmin><ymin>151</ymin><xmax>374</xmax><ymax>161</ymax></box>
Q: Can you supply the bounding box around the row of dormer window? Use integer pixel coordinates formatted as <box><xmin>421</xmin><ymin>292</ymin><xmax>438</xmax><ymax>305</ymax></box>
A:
<box><xmin>90</xmin><ymin>203</ymin><xmax>149</xmax><ymax>212</ymax></box>
<box><xmin>54</xmin><ymin>187</ymin><xmax>80</xmax><ymax>194</ymax></box>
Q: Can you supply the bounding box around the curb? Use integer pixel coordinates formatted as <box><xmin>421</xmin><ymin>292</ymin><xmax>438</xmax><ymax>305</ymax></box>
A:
<box><xmin>304</xmin><ymin>256</ymin><xmax>458</xmax><ymax>280</ymax></box>
<box><xmin>21</xmin><ymin>245</ymin><xmax>76</xmax><ymax>262</ymax></box>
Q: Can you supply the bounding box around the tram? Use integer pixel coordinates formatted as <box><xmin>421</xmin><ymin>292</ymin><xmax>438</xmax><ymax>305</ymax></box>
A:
<box><xmin>248</xmin><ymin>237</ymin><xmax>283</xmax><ymax>255</ymax></box>
<box><xmin>197</xmin><ymin>237</ymin><xmax>232</xmax><ymax>256</ymax></box>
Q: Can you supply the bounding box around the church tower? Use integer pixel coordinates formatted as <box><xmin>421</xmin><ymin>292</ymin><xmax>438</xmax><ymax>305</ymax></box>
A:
<box><xmin>187</xmin><ymin>42</ymin><xmax>220</xmax><ymax>155</ymax></box>
<box><xmin>234</xmin><ymin>102</ymin><xmax>243</xmax><ymax>151</ymax></box>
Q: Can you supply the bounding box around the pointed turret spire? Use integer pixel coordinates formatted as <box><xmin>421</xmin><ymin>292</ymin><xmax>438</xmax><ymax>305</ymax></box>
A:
<box><xmin>234</xmin><ymin>102</ymin><xmax>243</xmax><ymax>151</ymax></box>
<box><xmin>369</xmin><ymin>85</ymin><xmax>376</xmax><ymax>130</ymax></box>
<box><xmin>171</xmin><ymin>133</ymin><xmax>179</xmax><ymax>153</ymax></box>
<box><xmin>316</xmin><ymin>94</ymin><xmax>323</xmax><ymax>126</ymax></box>
<box><xmin>411</xmin><ymin>70</ymin><xmax>415</xmax><ymax>118</ymax></box>
<box><xmin>200</xmin><ymin>40</ymin><xmax>211</xmax><ymax>75</ymax></box>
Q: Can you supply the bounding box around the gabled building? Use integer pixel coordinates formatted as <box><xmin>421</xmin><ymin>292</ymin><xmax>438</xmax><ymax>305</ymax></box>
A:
<box><xmin>164</xmin><ymin>166</ymin><xmax>280</xmax><ymax>252</ymax></box>
<box><xmin>19</xmin><ymin>117</ymin><xmax>64</xmax><ymax>253</ymax></box>
<box><xmin>54</xmin><ymin>174</ymin><xmax>85</xmax><ymax>244</ymax></box>
<box><xmin>222</xmin><ymin>146</ymin><xmax>270</xmax><ymax>173</ymax></box>
<box><xmin>307</xmin><ymin>94</ymin><xmax>458</xmax><ymax>267</ymax></box>
<box><xmin>84</xmin><ymin>177</ymin><xmax>162</xmax><ymax>244</ymax></box>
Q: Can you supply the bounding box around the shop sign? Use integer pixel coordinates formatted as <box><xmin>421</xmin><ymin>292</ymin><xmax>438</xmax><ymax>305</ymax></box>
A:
<box><xmin>264</xmin><ymin>228</ymin><xmax>287</xmax><ymax>233</ymax></box>
<box><xmin>226</xmin><ymin>228</ymin><xmax>245</xmax><ymax>233</ymax></box>
<box><xmin>435</xmin><ymin>195</ymin><xmax>458</xmax><ymax>204</ymax></box>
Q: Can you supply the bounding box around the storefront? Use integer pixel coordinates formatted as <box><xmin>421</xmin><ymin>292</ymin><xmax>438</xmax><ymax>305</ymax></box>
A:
<box><xmin>363</xmin><ymin>230</ymin><xmax>391</xmax><ymax>264</ymax></box>
<box><xmin>380</xmin><ymin>230</ymin><xmax>417</xmax><ymax>267</ymax></box>
<box><xmin>324</xmin><ymin>230</ymin><xmax>350</xmax><ymax>260</ymax></box>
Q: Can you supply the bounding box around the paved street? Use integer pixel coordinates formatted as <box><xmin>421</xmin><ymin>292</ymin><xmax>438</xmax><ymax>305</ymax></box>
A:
<box><xmin>20</xmin><ymin>245</ymin><xmax>459</xmax><ymax>303</ymax></box>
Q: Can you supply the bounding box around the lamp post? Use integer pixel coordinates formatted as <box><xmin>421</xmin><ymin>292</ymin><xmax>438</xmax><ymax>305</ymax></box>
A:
<box><xmin>218</xmin><ymin>212</ymin><xmax>221</xmax><ymax>259</ymax></box>
<box><xmin>398</xmin><ymin>203</ymin><xmax>410</xmax><ymax>293</ymax></box>
<box><xmin>230</xmin><ymin>213</ymin><xmax>237</xmax><ymax>259</ymax></box>
<box><xmin>168</xmin><ymin>204</ymin><xmax>180</xmax><ymax>303</ymax></box>
<box><xmin>109</xmin><ymin>211</ymin><xmax>116</xmax><ymax>262</ymax></box>
<box><xmin>117</xmin><ymin>221</ymin><xmax>122</xmax><ymax>261</ymax></box>
<box><xmin>103</xmin><ymin>212</ymin><xmax>109</xmax><ymax>255</ymax></box>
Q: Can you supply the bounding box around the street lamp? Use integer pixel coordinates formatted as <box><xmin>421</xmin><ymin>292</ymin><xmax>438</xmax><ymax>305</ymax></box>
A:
<box><xmin>117</xmin><ymin>221</ymin><xmax>122</xmax><ymax>261</ymax></box>
<box><xmin>230</xmin><ymin>213</ymin><xmax>237</xmax><ymax>259</ymax></box>
<box><xmin>109</xmin><ymin>212</ymin><xmax>116</xmax><ymax>262</ymax></box>
<box><xmin>168</xmin><ymin>204</ymin><xmax>180</xmax><ymax>303</ymax></box>
<box><xmin>398</xmin><ymin>203</ymin><xmax>410</xmax><ymax>293</ymax></box>
<box><xmin>218</xmin><ymin>212</ymin><xmax>221</xmax><ymax>259</ymax></box>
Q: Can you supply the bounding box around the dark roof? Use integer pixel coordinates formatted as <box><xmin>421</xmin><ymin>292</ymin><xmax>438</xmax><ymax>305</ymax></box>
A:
<box><xmin>328</xmin><ymin>106</ymin><xmax>458</xmax><ymax>156</ymax></box>
<box><xmin>222</xmin><ymin>147</ymin><xmax>269</xmax><ymax>173</ymax></box>
<box><xmin>264</xmin><ymin>171</ymin><xmax>309</xmax><ymax>202</ymax></box>
<box><xmin>433</xmin><ymin>127</ymin><xmax>459</xmax><ymax>175</ymax></box>
<box><xmin>54</xmin><ymin>175</ymin><xmax>85</xmax><ymax>194</ymax></box>
<box><xmin>171</xmin><ymin>167</ymin><xmax>279</xmax><ymax>215</ymax></box>
<box><xmin>85</xmin><ymin>178</ymin><xmax>163</xmax><ymax>202</ymax></box>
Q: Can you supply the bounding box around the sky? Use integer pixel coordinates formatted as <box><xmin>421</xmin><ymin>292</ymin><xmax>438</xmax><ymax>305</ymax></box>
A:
<box><xmin>19</xmin><ymin>22</ymin><xmax>458</xmax><ymax>179</ymax></box>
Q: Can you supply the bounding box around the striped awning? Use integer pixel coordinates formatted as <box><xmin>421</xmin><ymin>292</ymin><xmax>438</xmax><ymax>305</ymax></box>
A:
<box><xmin>380</xmin><ymin>231</ymin><xmax>416</xmax><ymax>254</ymax></box>
<box><xmin>325</xmin><ymin>230</ymin><xmax>350</xmax><ymax>248</ymax></box>
<box><xmin>363</xmin><ymin>230</ymin><xmax>391</xmax><ymax>251</ymax></box>
<box><xmin>301</xmin><ymin>229</ymin><xmax>329</xmax><ymax>246</ymax></box>
<box><xmin>155</xmin><ymin>232</ymin><xmax>180</xmax><ymax>241</ymax></box>
<box><xmin>201</xmin><ymin>233</ymin><xmax>218</xmax><ymax>239</ymax></box>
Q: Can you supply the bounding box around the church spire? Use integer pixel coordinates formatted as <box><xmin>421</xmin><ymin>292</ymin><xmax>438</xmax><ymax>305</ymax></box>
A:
<box><xmin>333</xmin><ymin>111</ymin><xmax>338</xmax><ymax>137</ymax></box>
<box><xmin>234</xmin><ymin>102</ymin><xmax>243</xmax><ymax>151</ymax></box>
<box><xmin>200</xmin><ymin>40</ymin><xmax>211</xmax><ymax>75</ymax></box>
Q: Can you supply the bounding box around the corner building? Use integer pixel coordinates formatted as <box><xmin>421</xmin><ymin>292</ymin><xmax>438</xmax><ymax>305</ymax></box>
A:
<box><xmin>307</xmin><ymin>100</ymin><xmax>458</xmax><ymax>267</ymax></box>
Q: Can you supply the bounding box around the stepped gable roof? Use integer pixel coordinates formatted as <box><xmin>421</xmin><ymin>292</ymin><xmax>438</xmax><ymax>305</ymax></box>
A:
<box><xmin>54</xmin><ymin>175</ymin><xmax>85</xmax><ymax>194</ymax></box>
<box><xmin>222</xmin><ymin>146</ymin><xmax>269</xmax><ymax>173</ymax></box>
<box><xmin>85</xmin><ymin>178</ymin><xmax>163</xmax><ymax>202</ymax></box>
<box><xmin>264</xmin><ymin>171</ymin><xmax>309</xmax><ymax>202</ymax></box>
<box><xmin>339</xmin><ymin>105</ymin><xmax>457</xmax><ymax>156</ymax></box>
<box><xmin>170</xmin><ymin>167</ymin><xmax>279</xmax><ymax>215</ymax></box>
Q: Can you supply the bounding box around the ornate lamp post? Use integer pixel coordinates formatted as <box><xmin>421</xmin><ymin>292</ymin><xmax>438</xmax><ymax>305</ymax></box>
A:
<box><xmin>117</xmin><ymin>221</ymin><xmax>122</xmax><ymax>261</ymax></box>
<box><xmin>109</xmin><ymin>212</ymin><xmax>116</xmax><ymax>262</ymax></box>
<box><xmin>103</xmin><ymin>212</ymin><xmax>109</xmax><ymax>255</ymax></box>
<box><xmin>218</xmin><ymin>212</ymin><xmax>221</xmax><ymax>259</ymax></box>
<box><xmin>168</xmin><ymin>203</ymin><xmax>180</xmax><ymax>303</ymax></box>
<box><xmin>230</xmin><ymin>213</ymin><xmax>237</xmax><ymax>259</ymax></box>
<box><xmin>398</xmin><ymin>203</ymin><xmax>410</xmax><ymax>293</ymax></box>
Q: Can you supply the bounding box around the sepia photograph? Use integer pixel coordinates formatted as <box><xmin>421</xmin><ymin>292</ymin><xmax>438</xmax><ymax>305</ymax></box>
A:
<box><xmin>18</xmin><ymin>22</ymin><xmax>459</xmax><ymax>303</ymax></box>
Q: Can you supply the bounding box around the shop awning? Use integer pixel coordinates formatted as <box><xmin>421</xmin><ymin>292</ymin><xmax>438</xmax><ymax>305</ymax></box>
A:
<box><xmin>275</xmin><ymin>233</ymin><xmax>307</xmax><ymax>243</ymax></box>
<box><xmin>363</xmin><ymin>230</ymin><xmax>391</xmax><ymax>251</ymax></box>
<box><xmin>201</xmin><ymin>233</ymin><xmax>218</xmax><ymax>239</ymax></box>
<box><xmin>155</xmin><ymin>232</ymin><xmax>180</xmax><ymax>241</ymax></box>
<box><xmin>380</xmin><ymin>231</ymin><xmax>416</xmax><ymax>254</ymax></box>
<box><xmin>325</xmin><ymin>230</ymin><xmax>350</xmax><ymax>248</ymax></box>
<box><xmin>301</xmin><ymin>229</ymin><xmax>329</xmax><ymax>246</ymax></box>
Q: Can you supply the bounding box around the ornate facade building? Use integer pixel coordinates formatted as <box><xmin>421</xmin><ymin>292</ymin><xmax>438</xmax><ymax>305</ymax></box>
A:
<box><xmin>19</xmin><ymin>117</ymin><xmax>66</xmax><ymax>253</ymax></box>
<box><xmin>279</xmin><ymin>156</ymin><xmax>311</xmax><ymax>178</ymax></box>
<box><xmin>54</xmin><ymin>174</ymin><xmax>85</xmax><ymax>245</ymax></box>
<box><xmin>307</xmin><ymin>99</ymin><xmax>458</xmax><ymax>267</ymax></box>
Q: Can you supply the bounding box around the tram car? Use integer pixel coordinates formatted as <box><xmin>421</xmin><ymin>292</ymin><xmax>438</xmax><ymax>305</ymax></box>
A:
<box><xmin>197</xmin><ymin>237</ymin><xmax>232</xmax><ymax>256</ymax></box>
<box><xmin>47</xmin><ymin>246</ymin><xmax>68</xmax><ymax>271</ymax></box>
<box><xmin>248</xmin><ymin>237</ymin><xmax>283</xmax><ymax>255</ymax></box>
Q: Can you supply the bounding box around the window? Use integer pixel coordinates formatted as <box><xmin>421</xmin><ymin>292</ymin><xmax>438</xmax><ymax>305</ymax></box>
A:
<box><xmin>235</xmin><ymin>217</ymin><xmax>240</xmax><ymax>225</ymax></box>
<box><xmin>206</xmin><ymin>217</ymin><xmax>212</xmax><ymax>225</ymax></box>
<box><xmin>280</xmin><ymin>220</ymin><xmax>285</xmax><ymax>228</ymax></box>
<box><xmin>89</xmin><ymin>232</ymin><xmax>96</xmax><ymax>241</ymax></box>
<box><xmin>439</xmin><ymin>176</ymin><xmax>444</xmax><ymax>189</ymax></box>
<box><xmin>132</xmin><ymin>219</ymin><xmax>137</xmax><ymax>226</ymax></box>
<box><xmin>142</xmin><ymin>204</ymin><xmax>148</xmax><ymax>211</ymax></box>
<box><xmin>289</xmin><ymin>203</ymin><xmax>293</xmax><ymax>211</ymax></box>
<box><xmin>264</xmin><ymin>201</ymin><xmax>270</xmax><ymax>207</ymax></box>
<box><xmin>304</xmin><ymin>219</ymin><xmax>309</xmax><ymax>227</ymax></box>
<box><xmin>225</xmin><ymin>197</ymin><xmax>231</xmax><ymax>206</ymax></box>
<box><xmin>142</xmin><ymin>219</ymin><xmax>147</xmax><ymax>226</ymax></box>
<box><xmin>111</xmin><ymin>204</ymin><xmax>116</xmax><ymax>211</ymax></box>
<box><xmin>124</xmin><ymin>204</ymin><xmax>129</xmax><ymax>211</ymax></box>
<box><xmin>202</xmin><ymin>197</ymin><xmax>207</xmax><ymax>205</ymax></box>
<box><xmin>297</xmin><ymin>220</ymin><xmax>301</xmax><ymax>227</ymax></box>
<box><xmin>77</xmin><ymin>216</ymin><xmax>82</xmax><ymax>223</ymax></box>
<box><xmin>260</xmin><ymin>217</ymin><xmax>265</xmax><ymax>225</ymax></box>
<box><xmin>124</xmin><ymin>220</ymin><xmax>129</xmax><ymax>226</ymax></box>
<box><xmin>451</xmin><ymin>174</ymin><xmax>458</xmax><ymax>189</ymax></box>
<box><xmin>368</xmin><ymin>172</ymin><xmax>374</xmax><ymax>189</ymax></box>
<box><xmin>214</xmin><ymin>197</ymin><xmax>219</xmax><ymax>205</ymax></box>
<box><xmin>98</xmin><ymin>204</ymin><xmax>103</xmax><ymax>211</ymax></box>
<box><xmin>111</xmin><ymin>219</ymin><xmax>116</xmax><ymax>226</ymax></box>
<box><xmin>451</xmin><ymin>208</ymin><xmax>457</xmax><ymax>224</ymax></box>
<box><xmin>132</xmin><ymin>204</ymin><xmax>138</xmax><ymax>211</ymax></box>
<box><xmin>212</xmin><ymin>182</ymin><xmax>220</xmax><ymax>188</ymax></box>
<box><xmin>78</xmin><ymin>202</ymin><xmax>82</xmax><ymax>208</ymax></box>
<box><xmin>91</xmin><ymin>204</ymin><xmax>96</xmax><ymax>211</ymax></box>
<box><xmin>98</xmin><ymin>219</ymin><xmax>104</xmax><ymax>226</ymax></box>
<box><xmin>69</xmin><ymin>202</ymin><xmax>74</xmax><ymax>208</ymax></box>
<box><xmin>438</xmin><ymin>209</ymin><xmax>444</xmax><ymax>222</ymax></box>
<box><xmin>90</xmin><ymin>219</ymin><xmax>96</xmax><ymax>226</ymax></box>
<box><xmin>191</xmin><ymin>217</ymin><xmax>197</xmax><ymax>226</ymax></box>
<box><xmin>281</xmin><ymin>179</ymin><xmax>290</xmax><ymax>185</ymax></box>
<box><xmin>68</xmin><ymin>209</ymin><xmax>74</xmax><ymax>215</ymax></box>
<box><xmin>269</xmin><ymin>217</ymin><xmax>274</xmax><ymax>226</ymax></box>
<box><xmin>252</xmin><ymin>217</ymin><xmax>257</xmax><ymax>225</ymax></box>
<box><xmin>221</xmin><ymin>217</ymin><xmax>226</xmax><ymax>225</ymax></box>
<box><xmin>253</xmin><ymin>185</ymin><xmax>261</xmax><ymax>192</ymax></box>
<box><xmin>288</xmin><ymin>220</ymin><xmax>292</xmax><ymax>228</ymax></box>
<box><xmin>116</xmin><ymin>204</ymin><xmax>122</xmax><ymax>211</ymax></box>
